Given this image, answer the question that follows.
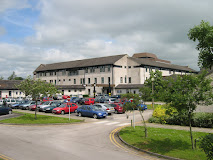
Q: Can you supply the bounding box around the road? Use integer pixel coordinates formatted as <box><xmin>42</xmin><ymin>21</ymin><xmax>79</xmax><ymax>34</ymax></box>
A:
<box><xmin>0</xmin><ymin>110</ymin><xmax>164</xmax><ymax>160</ymax></box>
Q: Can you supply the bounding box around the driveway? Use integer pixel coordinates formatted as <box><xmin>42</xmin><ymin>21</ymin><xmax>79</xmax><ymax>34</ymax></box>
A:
<box><xmin>0</xmin><ymin>110</ymin><xmax>162</xmax><ymax>160</ymax></box>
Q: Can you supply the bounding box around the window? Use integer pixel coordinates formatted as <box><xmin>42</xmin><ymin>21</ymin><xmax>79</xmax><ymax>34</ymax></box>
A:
<box><xmin>90</xmin><ymin>67</ymin><xmax>95</xmax><ymax>73</ymax></box>
<box><xmin>63</xmin><ymin>79</ymin><xmax>65</xmax><ymax>82</ymax></box>
<box><xmin>107</xmin><ymin>66</ymin><xmax>111</xmax><ymax>72</ymax></box>
<box><xmin>58</xmin><ymin>79</ymin><xmax>61</xmax><ymax>82</ymax></box>
<box><xmin>74</xmin><ymin>79</ymin><xmax>76</xmax><ymax>84</ymax></box>
<box><xmin>128</xmin><ymin>66</ymin><xmax>131</xmax><ymax>68</ymax></box>
<box><xmin>101</xmin><ymin>77</ymin><xmax>104</xmax><ymax>84</ymax></box>
<box><xmin>145</xmin><ymin>67</ymin><xmax>148</xmax><ymax>72</ymax></box>
<box><xmin>69</xmin><ymin>79</ymin><xmax>71</xmax><ymax>81</ymax></box>
<box><xmin>44</xmin><ymin>72</ymin><xmax>46</xmax><ymax>76</ymax></box>
<box><xmin>88</xmin><ymin>78</ymin><xmax>90</xmax><ymax>84</ymax></box>
<box><xmin>68</xmin><ymin>90</ymin><xmax>71</xmax><ymax>92</ymax></box>
<box><xmin>62</xmin><ymin>70</ymin><xmax>66</xmax><ymax>76</ymax></box>
<box><xmin>16</xmin><ymin>92</ymin><xmax>18</xmax><ymax>95</ymax></box>
<box><xmin>55</xmin><ymin>72</ymin><xmax>57</xmax><ymax>75</ymax></box>
<box><xmin>129</xmin><ymin>77</ymin><xmax>131</xmax><ymax>83</ymax></box>
<box><xmin>68</xmin><ymin>70</ymin><xmax>78</xmax><ymax>76</ymax></box>
<box><xmin>20</xmin><ymin>92</ymin><xmax>22</xmax><ymax>95</ymax></box>
<box><xmin>125</xmin><ymin>76</ymin><xmax>127</xmax><ymax>83</ymax></box>
<box><xmin>100</xmin><ymin>66</ymin><xmax>105</xmax><ymax>72</ymax></box>
<box><xmin>85</xmin><ymin>68</ymin><xmax>88</xmax><ymax>73</ymax></box>
<box><xmin>55</xmin><ymin>80</ymin><xmax>57</xmax><ymax>85</ymax></box>
<box><xmin>74</xmin><ymin>90</ymin><xmax>77</xmax><ymax>92</ymax></box>
<box><xmin>80</xmin><ymin>78</ymin><xmax>83</xmax><ymax>84</ymax></box>
<box><xmin>9</xmin><ymin>91</ymin><xmax>11</xmax><ymax>96</ymax></box>
<box><xmin>120</xmin><ymin>77</ymin><xmax>123</xmax><ymax>83</ymax></box>
<box><xmin>94</xmin><ymin>78</ymin><xmax>97</xmax><ymax>84</ymax></box>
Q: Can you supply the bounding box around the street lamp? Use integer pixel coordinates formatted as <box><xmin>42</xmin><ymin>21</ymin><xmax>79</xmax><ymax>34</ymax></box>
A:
<box><xmin>151</xmin><ymin>77</ymin><xmax>154</xmax><ymax>109</ymax></box>
<box><xmin>93</xmin><ymin>83</ymin><xmax>96</xmax><ymax>98</ymax></box>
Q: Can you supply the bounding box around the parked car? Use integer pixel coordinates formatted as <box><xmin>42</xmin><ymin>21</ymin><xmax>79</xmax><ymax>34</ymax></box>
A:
<box><xmin>84</xmin><ymin>98</ymin><xmax>95</xmax><ymax>105</ymax></box>
<box><xmin>94</xmin><ymin>97</ymin><xmax>106</xmax><ymax>103</ymax></box>
<box><xmin>28</xmin><ymin>101</ymin><xmax>42</xmax><ymax>111</ymax></box>
<box><xmin>138</xmin><ymin>104</ymin><xmax>147</xmax><ymax>111</ymax></box>
<box><xmin>104</xmin><ymin>98</ymin><xmax>117</xmax><ymax>104</ymax></box>
<box><xmin>52</xmin><ymin>102</ymin><xmax>78</xmax><ymax>114</ymax></box>
<box><xmin>6</xmin><ymin>99</ymin><xmax>17</xmax><ymax>107</ymax></box>
<box><xmin>0</xmin><ymin>104</ymin><xmax>12</xmax><ymax>115</ymax></box>
<box><xmin>111</xmin><ymin>95</ymin><xmax>121</xmax><ymax>99</ymax></box>
<box><xmin>77</xmin><ymin>98</ymin><xmax>85</xmax><ymax>105</ymax></box>
<box><xmin>37</xmin><ymin>101</ymin><xmax>55</xmax><ymax>112</ymax></box>
<box><xmin>11</xmin><ymin>100</ymin><xmax>29</xmax><ymax>109</ymax></box>
<box><xmin>109</xmin><ymin>103</ymin><xmax>125</xmax><ymax>114</ymax></box>
<box><xmin>62</xmin><ymin>95</ymin><xmax>69</xmax><ymax>99</ymax></box>
<box><xmin>77</xmin><ymin>105</ymin><xmax>107</xmax><ymax>119</ymax></box>
<box><xmin>93</xmin><ymin>103</ymin><xmax>115</xmax><ymax>115</ymax></box>
<box><xmin>44</xmin><ymin>101</ymin><xmax>63</xmax><ymax>113</ymax></box>
<box><xmin>43</xmin><ymin>97</ymin><xmax>54</xmax><ymax>102</ymax></box>
<box><xmin>19</xmin><ymin>101</ymin><xmax>36</xmax><ymax>110</ymax></box>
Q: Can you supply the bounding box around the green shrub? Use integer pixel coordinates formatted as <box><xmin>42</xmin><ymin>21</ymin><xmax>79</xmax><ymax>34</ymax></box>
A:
<box><xmin>83</xmin><ymin>94</ymin><xmax>89</xmax><ymax>97</ymax></box>
<box><xmin>192</xmin><ymin>112</ymin><xmax>213</xmax><ymax>128</ymax></box>
<box><xmin>199</xmin><ymin>134</ymin><xmax>213</xmax><ymax>160</ymax></box>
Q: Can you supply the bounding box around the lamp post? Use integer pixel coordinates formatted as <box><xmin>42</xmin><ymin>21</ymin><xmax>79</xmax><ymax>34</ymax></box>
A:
<box><xmin>93</xmin><ymin>83</ymin><xmax>96</xmax><ymax>98</ymax></box>
<box><xmin>109</xmin><ymin>82</ymin><xmax>111</xmax><ymax>96</ymax></box>
<box><xmin>151</xmin><ymin>77</ymin><xmax>154</xmax><ymax>109</ymax></box>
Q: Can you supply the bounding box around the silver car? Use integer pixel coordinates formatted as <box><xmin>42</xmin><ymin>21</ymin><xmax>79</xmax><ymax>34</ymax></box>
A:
<box><xmin>93</xmin><ymin>103</ymin><xmax>115</xmax><ymax>115</ymax></box>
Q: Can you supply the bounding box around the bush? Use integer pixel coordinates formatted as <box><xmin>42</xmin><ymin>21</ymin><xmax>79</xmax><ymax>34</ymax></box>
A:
<box><xmin>199</xmin><ymin>134</ymin><xmax>213</xmax><ymax>160</ymax></box>
<box><xmin>192</xmin><ymin>112</ymin><xmax>213</xmax><ymax>128</ymax></box>
<box><xmin>83</xmin><ymin>94</ymin><xmax>89</xmax><ymax>97</ymax></box>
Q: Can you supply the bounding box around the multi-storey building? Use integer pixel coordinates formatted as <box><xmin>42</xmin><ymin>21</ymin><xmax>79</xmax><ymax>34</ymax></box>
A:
<box><xmin>33</xmin><ymin>52</ymin><xmax>197</xmax><ymax>97</ymax></box>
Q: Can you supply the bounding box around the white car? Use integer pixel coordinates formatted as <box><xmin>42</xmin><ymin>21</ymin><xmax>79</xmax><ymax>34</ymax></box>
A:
<box><xmin>93</xmin><ymin>103</ymin><xmax>115</xmax><ymax>115</ymax></box>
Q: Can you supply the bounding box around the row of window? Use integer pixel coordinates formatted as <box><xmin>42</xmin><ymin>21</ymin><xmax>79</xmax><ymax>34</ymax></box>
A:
<box><xmin>120</xmin><ymin>77</ymin><xmax>131</xmax><ymax>83</ymax></box>
<box><xmin>37</xmin><ymin>66</ymin><xmax>112</xmax><ymax>78</ymax></box>
<box><xmin>144</xmin><ymin>66</ymin><xmax>187</xmax><ymax>74</ymax></box>
<box><xmin>49</xmin><ymin>77</ymin><xmax>112</xmax><ymax>85</ymax></box>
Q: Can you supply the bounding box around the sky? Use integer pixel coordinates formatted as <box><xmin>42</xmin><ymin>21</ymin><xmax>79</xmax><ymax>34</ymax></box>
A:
<box><xmin>0</xmin><ymin>0</ymin><xmax>212</xmax><ymax>79</ymax></box>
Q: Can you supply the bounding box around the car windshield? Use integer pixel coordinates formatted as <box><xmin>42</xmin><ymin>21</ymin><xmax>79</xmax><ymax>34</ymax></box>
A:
<box><xmin>42</xmin><ymin>101</ymin><xmax>50</xmax><ymax>105</ymax></box>
<box><xmin>118</xmin><ymin>103</ymin><xmax>123</xmax><ymax>107</ymax></box>
<box><xmin>110</xmin><ymin>98</ymin><xmax>116</xmax><ymax>101</ymax></box>
<box><xmin>91</xmin><ymin>106</ymin><xmax>105</xmax><ymax>111</ymax></box>
<box><xmin>59</xmin><ymin>103</ymin><xmax>66</xmax><ymax>108</ymax></box>
<box><xmin>104</xmin><ymin>104</ymin><xmax>112</xmax><ymax>108</ymax></box>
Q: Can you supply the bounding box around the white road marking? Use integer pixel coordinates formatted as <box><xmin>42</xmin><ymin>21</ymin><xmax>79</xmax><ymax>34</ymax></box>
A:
<box><xmin>105</xmin><ymin>122</ymin><xmax>120</xmax><ymax>125</ymax></box>
<box><xmin>93</xmin><ymin>121</ymin><xmax>110</xmax><ymax>124</ymax></box>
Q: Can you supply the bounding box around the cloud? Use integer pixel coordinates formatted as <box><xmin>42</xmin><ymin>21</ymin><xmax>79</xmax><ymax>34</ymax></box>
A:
<box><xmin>2</xmin><ymin>0</ymin><xmax>213</xmax><ymax>79</ymax></box>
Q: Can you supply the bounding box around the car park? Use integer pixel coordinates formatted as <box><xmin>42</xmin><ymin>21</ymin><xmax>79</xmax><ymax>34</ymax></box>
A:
<box><xmin>52</xmin><ymin>102</ymin><xmax>78</xmax><ymax>114</ymax></box>
<box><xmin>11</xmin><ymin>100</ymin><xmax>28</xmax><ymax>109</ymax></box>
<box><xmin>77</xmin><ymin>98</ymin><xmax>85</xmax><ymax>105</ymax></box>
<box><xmin>84</xmin><ymin>98</ymin><xmax>95</xmax><ymax>105</ymax></box>
<box><xmin>109</xmin><ymin>103</ymin><xmax>125</xmax><ymax>114</ymax></box>
<box><xmin>93</xmin><ymin>103</ymin><xmax>115</xmax><ymax>115</ymax></box>
<box><xmin>77</xmin><ymin>105</ymin><xmax>107</xmax><ymax>119</ymax></box>
<box><xmin>28</xmin><ymin>101</ymin><xmax>42</xmax><ymax>111</ymax></box>
<box><xmin>0</xmin><ymin>104</ymin><xmax>12</xmax><ymax>115</ymax></box>
<box><xmin>19</xmin><ymin>101</ymin><xmax>36</xmax><ymax>110</ymax></box>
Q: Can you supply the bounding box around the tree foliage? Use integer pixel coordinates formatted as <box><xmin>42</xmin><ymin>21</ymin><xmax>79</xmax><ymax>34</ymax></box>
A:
<box><xmin>122</xmin><ymin>93</ymin><xmax>148</xmax><ymax>138</ymax></box>
<box><xmin>16</xmin><ymin>76</ymin><xmax>60</xmax><ymax>119</ymax></box>
<box><xmin>7</xmin><ymin>71</ymin><xmax>24</xmax><ymax>80</ymax></box>
<box><xmin>188</xmin><ymin>20</ymin><xmax>213</xmax><ymax>69</ymax></box>
<box><xmin>140</xmin><ymin>70</ymin><xmax>166</xmax><ymax>102</ymax></box>
<box><xmin>162</xmin><ymin>70</ymin><xmax>213</xmax><ymax>149</ymax></box>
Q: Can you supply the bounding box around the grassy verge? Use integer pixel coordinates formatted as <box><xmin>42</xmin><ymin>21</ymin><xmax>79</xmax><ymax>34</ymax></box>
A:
<box><xmin>119</xmin><ymin>126</ymin><xmax>208</xmax><ymax>160</ymax></box>
<box><xmin>0</xmin><ymin>111</ymin><xmax>82</xmax><ymax>124</ymax></box>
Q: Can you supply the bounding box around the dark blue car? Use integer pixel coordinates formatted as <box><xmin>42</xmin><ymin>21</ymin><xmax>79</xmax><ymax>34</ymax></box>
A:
<box><xmin>77</xmin><ymin>105</ymin><xmax>107</xmax><ymax>119</ymax></box>
<box><xmin>0</xmin><ymin>105</ymin><xmax>12</xmax><ymax>115</ymax></box>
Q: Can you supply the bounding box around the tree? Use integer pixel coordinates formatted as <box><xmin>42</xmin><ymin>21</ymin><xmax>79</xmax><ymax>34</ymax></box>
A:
<box><xmin>122</xmin><ymin>93</ymin><xmax>148</xmax><ymax>138</ymax></box>
<box><xmin>162</xmin><ymin>71</ymin><xmax>213</xmax><ymax>149</ymax></box>
<box><xmin>0</xmin><ymin>76</ymin><xmax>3</xmax><ymax>80</ymax></box>
<box><xmin>14</xmin><ymin>77</ymin><xmax>24</xmax><ymax>80</ymax></box>
<box><xmin>140</xmin><ymin>70</ymin><xmax>166</xmax><ymax>103</ymax></box>
<box><xmin>16</xmin><ymin>76</ymin><xmax>60</xmax><ymax>119</ymax></box>
<box><xmin>188</xmin><ymin>20</ymin><xmax>213</xmax><ymax>69</ymax></box>
<box><xmin>8</xmin><ymin>71</ymin><xmax>17</xmax><ymax>80</ymax></box>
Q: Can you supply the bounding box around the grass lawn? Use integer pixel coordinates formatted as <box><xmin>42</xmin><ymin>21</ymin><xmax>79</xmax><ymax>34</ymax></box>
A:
<box><xmin>119</xmin><ymin>126</ymin><xmax>208</xmax><ymax>160</ymax></box>
<box><xmin>0</xmin><ymin>111</ymin><xmax>83</xmax><ymax>124</ymax></box>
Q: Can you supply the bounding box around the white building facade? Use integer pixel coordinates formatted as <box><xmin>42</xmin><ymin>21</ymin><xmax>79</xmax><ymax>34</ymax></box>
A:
<box><xmin>33</xmin><ymin>53</ymin><xmax>197</xmax><ymax>97</ymax></box>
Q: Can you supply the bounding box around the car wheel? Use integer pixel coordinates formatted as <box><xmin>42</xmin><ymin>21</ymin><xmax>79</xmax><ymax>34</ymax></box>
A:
<box><xmin>115</xmin><ymin>110</ymin><xmax>118</xmax><ymax>114</ymax></box>
<box><xmin>78</xmin><ymin>112</ymin><xmax>82</xmax><ymax>117</ymax></box>
<box><xmin>93</xmin><ymin>114</ymin><xmax>98</xmax><ymax>119</ymax></box>
<box><xmin>26</xmin><ymin>106</ymin><xmax>29</xmax><ymax>110</ymax></box>
<box><xmin>74</xmin><ymin>109</ymin><xmax>77</xmax><ymax>113</ymax></box>
<box><xmin>9</xmin><ymin>110</ymin><xmax>12</xmax><ymax>114</ymax></box>
<box><xmin>8</xmin><ymin>104</ymin><xmax>11</xmax><ymax>107</ymax></box>
<box><xmin>61</xmin><ymin>110</ymin><xmax>65</xmax><ymax>115</ymax></box>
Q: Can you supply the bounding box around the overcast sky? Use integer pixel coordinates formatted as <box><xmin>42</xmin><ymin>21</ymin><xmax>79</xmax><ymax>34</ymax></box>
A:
<box><xmin>0</xmin><ymin>0</ymin><xmax>212</xmax><ymax>79</ymax></box>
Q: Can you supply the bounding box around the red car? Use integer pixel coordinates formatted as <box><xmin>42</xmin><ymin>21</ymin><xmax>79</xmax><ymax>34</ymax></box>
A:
<box><xmin>62</xmin><ymin>95</ymin><xmax>69</xmax><ymax>99</ymax></box>
<box><xmin>109</xmin><ymin>103</ymin><xmax>125</xmax><ymax>114</ymax></box>
<box><xmin>29</xmin><ymin>102</ymin><xmax>42</xmax><ymax>111</ymax></box>
<box><xmin>43</xmin><ymin>97</ymin><xmax>54</xmax><ymax>102</ymax></box>
<box><xmin>84</xmin><ymin>98</ymin><xmax>95</xmax><ymax>105</ymax></box>
<box><xmin>52</xmin><ymin>102</ymin><xmax>78</xmax><ymax>114</ymax></box>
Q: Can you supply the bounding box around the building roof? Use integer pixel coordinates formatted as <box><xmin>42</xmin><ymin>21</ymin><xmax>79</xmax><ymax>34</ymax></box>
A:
<box><xmin>115</xmin><ymin>84</ymin><xmax>144</xmax><ymax>89</ymax></box>
<box><xmin>35</xmin><ymin>54</ymin><xmax>127</xmax><ymax>72</ymax></box>
<box><xmin>0</xmin><ymin>80</ymin><xmax>22</xmax><ymax>90</ymax></box>
<box><xmin>129</xmin><ymin>57</ymin><xmax>197</xmax><ymax>73</ymax></box>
